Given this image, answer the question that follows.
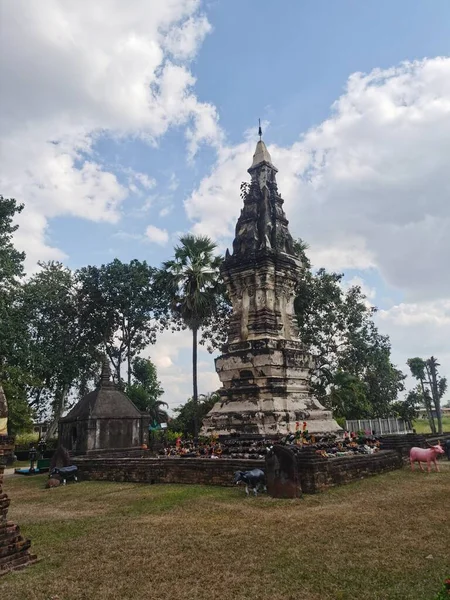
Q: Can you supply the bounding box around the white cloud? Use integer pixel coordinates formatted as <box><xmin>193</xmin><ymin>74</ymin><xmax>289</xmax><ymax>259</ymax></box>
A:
<box><xmin>0</xmin><ymin>0</ymin><xmax>220</xmax><ymax>269</ymax></box>
<box><xmin>378</xmin><ymin>300</ymin><xmax>450</xmax><ymax>329</ymax></box>
<box><xmin>164</xmin><ymin>15</ymin><xmax>212</xmax><ymax>59</ymax></box>
<box><xmin>185</xmin><ymin>57</ymin><xmax>450</xmax><ymax>401</ymax></box>
<box><xmin>159</xmin><ymin>206</ymin><xmax>173</xmax><ymax>218</ymax></box>
<box><xmin>145</xmin><ymin>225</ymin><xmax>169</xmax><ymax>245</ymax></box>
<box><xmin>376</xmin><ymin>300</ymin><xmax>450</xmax><ymax>397</ymax></box>
<box><xmin>142</xmin><ymin>328</ymin><xmax>220</xmax><ymax>411</ymax></box>
<box><xmin>125</xmin><ymin>169</ymin><xmax>157</xmax><ymax>191</ymax></box>
<box><xmin>186</xmin><ymin>57</ymin><xmax>450</xmax><ymax>301</ymax></box>
<box><xmin>168</xmin><ymin>173</ymin><xmax>179</xmax><ymax>192</ymax></box>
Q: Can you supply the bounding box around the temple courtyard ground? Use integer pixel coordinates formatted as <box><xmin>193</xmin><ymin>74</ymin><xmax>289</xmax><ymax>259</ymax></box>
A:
<box><xmin>2</xmin><ymin>463</ymin><xmax>449</xmax><ymax>600</ymax></box>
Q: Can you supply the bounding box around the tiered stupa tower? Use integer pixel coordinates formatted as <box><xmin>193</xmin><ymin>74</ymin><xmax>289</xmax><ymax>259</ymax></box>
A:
<box><xmin>202</xmin><ymin>132</ymin><xmax>341</xmax><ymax>437</ymax></box>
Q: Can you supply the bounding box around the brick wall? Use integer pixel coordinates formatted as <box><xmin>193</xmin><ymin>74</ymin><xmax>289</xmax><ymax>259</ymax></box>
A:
<box><xmin>296</xmin><ymin>449</ymin><xmax>403</xmax><ymax>494</ymax></box>
<box><xmin>74</xmin><ymin>450</ymin><xmax>403</xmax><ymax>493</ymax></box>
<box><xmin>74</xmin><ymin>456</ymin><xmax>265</xmax><ymax>486</ymax></box>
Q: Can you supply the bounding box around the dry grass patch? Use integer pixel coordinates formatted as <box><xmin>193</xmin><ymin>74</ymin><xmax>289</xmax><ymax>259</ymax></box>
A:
<box><xmin>2</xmin><ymin>462</ymin><xmax>449</xmax><ymax>600</ymax></box>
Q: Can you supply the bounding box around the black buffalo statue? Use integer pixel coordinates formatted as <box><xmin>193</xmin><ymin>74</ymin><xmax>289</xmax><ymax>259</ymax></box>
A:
<box><xmin>233</xmin><ymin>468</ymin><xmax>266</xmax><ymax>496</ymax></box>
<box><xmin>49</xmin><ymin>465</ymin><xmax>78</xmax><ymax>485</ymax></box>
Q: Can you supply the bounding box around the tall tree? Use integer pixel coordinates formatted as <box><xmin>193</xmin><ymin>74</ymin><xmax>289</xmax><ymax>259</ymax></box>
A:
<box><xmin>21</xmin><ymin>261</ymin><xmax>103</xmax><ymax>437</ymax></box>
<box><xmin>160</xmin><ymin>235</ymin><xmax>222</xmax><ymax>438</ymax></box>
<box><xmin>126</xmin><ymin>357</ymin><xmax>167</xmax><ymax>422</ymax></box>
<box><xmin>425</xmin><ymin>357</ymin><xmax>447</xmax><ymax>435</ymax></box>
<box><xmin>0</xmin><ymin>195</ymin><xmax>26</xmax><ymax>372</ymax></box>
<box><xmin>0</xmin><ymin>196</ymin><xmax>35</xmax><ymax>432</ymax></box>
<box><xmin>408</xmin><ymin>356</ymin><xmax>447</xmax><ymax>434</ymax></box>
<box><xmin>76</xmin><ymin>259</ymin><xmax>162</xmax><ymax>386</ymax></box>
<box><xmin>407</xmin><ymin>357</ymin><xmax>437</xmax><ymax>434</ymax></box>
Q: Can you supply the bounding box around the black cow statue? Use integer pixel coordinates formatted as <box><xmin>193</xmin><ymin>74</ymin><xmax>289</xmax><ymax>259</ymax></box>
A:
<box><xmin>233</xmin><ymin>469</ymin><xmax>266</xmax><ymax>496</ymax></box>
<box><xmin>445</xmin><ymin>438</ymin><xmax>450</xmax><ymax>461</ymax></box>
<box><xmin>49</xmin><ymin>465</ymin><xmax>78</xmax><ymax>485</ymax></box>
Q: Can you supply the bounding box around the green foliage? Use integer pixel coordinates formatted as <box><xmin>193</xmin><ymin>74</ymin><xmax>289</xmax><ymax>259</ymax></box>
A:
<box><xmin>413</xmin><ymin>416</ymin><xmax>450</xmax><ymax>434</ymax></box>
<box><xmin>1</xmin><ymin>366</ymin><xmax>35</xmax><ymax>435</ymax></box>
<box><xmin>293</xmin><ymin>241</ymin><xmax>405</xmax><ymax>418</ymax></box>
<box><xmin>0</xmin><ymin>196</ymin><xmax>27</xmax><ymax>377</ymax></box>
<box><xmin>165</xmin><ymin>430</ymin><xmax>184</xmax><ymax>443</ymax></box>
<box><xmin>76</xmin><ymin>259</ymin><xmax>163</xmax><ymax>386</ymax></box>
<box><xmin>392</xmin><ymin>388</ymin><xmax>421</xmax><ymax>427</ymax></box>
<box><xmin>0</xmin><ymin>195</ymin><xmax>25</xmax><ymax>283</ymax></box>
<box><xmin>326</xmin><ymin>371</ymin><xmax>371</xmax><ymax>419</ymax></box>
<box><xmin>160</xmin><ymin>235</ymin><xmax>223</xmax><ymax>332</ymax></box>
<box><xmin>19</xmin><ymin>261</ymin><xmax>103</xmax><ymax>433</ymax></box>
<box><xmin>169</xmin><ymin>393</ymin><xmax>218</xmax><ymax>438</ymax></box>
<box><xmin>407</xmin><ymin>356</ymin><xmax>447</xmax><ymax>434</ymax></box>
<box><xmin>125</xmin><ymin>357</ymin><xmax>167</xmax><ymax>422</ymax></box>
<box><xmin>433</xmin><ymin>578</ymin><xmax>450</xmax><ymax>599</ymax></box>
<box><xmin>14</xmin><ymin>431</ymin><xmax>40</xmax><ymax>447</ymax></box>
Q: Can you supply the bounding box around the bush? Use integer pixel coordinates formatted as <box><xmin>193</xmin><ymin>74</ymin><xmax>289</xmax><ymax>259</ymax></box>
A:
<box><xmin>165</xmin><ymin>430</ymin><xmax>184</xmax><ymax>443</ymax></box>
<box><xmin>14</xmin><ymin>432</ymin><xmax>39</xmax><ymax>447</ymax></box>
<box><xmin>335</xmin><ymin>417</ymin><xmax>346</xmax><ymax>429</ymax></box>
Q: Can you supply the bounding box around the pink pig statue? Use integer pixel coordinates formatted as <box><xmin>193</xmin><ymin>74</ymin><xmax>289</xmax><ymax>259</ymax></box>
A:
<box><xmin>410</xmin><ymin>444</ymin><xmax>444</xmax><ymax>472</ymax></box>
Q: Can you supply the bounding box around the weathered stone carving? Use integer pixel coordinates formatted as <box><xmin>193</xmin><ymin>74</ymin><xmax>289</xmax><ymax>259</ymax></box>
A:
<box><xmin>202</xmin><ymin>138</ymin><xmax>341</xmax><ymax>437</ymax></box>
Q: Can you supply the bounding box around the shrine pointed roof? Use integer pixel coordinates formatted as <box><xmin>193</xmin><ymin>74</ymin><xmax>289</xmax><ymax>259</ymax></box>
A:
<box><xmin>249</xmin><ymin>139</ymin><xmax>277</xmax><ymax>171</ymax></box>
<box><xmin>60</xmin><ymin>358</ymin><xmax>142</xmax><ymax>421</ymax></box>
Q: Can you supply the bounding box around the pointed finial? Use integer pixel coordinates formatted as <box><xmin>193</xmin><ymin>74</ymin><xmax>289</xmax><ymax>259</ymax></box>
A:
<box><xmin>100</xmin><ymin>355</ymin><xmax>113</xmax><ymax>388</ymax></box>
<box><xmin>258</xmin><ymin>118</ymin><xmax>262</xmax><ymax>141</ymax></box>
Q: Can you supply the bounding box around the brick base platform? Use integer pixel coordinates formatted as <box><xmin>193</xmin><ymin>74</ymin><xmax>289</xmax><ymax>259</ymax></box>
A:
<box><xmin>74</xmin><ymin>456</ymin><xmax>264</xmax><ymax>486</ymax></box>
<box><xmin>0</xmin><ymin>441</ymin><xmax>38</xmax><ymax>576</ymax></box>
<box><xmin>295</xmin><ymin>449</ymin><xmax>403</xmax><ymax>493</ymax></box>
<box><xmin>74</xmin><ymin>449</ymin><xmax>404</xmax><ymax>493</ymax></box>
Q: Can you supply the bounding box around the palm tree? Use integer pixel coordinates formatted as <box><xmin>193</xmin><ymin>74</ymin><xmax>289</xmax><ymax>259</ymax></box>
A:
<box><xmin>161</xmin><ymin>234</ymin><xmax>222</xmax><ymax>438</ymax></box>
<box><xmin>146</xmin><ymin>398</ymin><xmax>169</xmax><ymax>425</ymax></box>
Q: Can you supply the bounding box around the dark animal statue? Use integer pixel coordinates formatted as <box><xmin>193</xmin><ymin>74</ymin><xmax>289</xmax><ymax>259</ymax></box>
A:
<box><xmin>49</xmin><ymin>465</ymin><xmax>78</xmax><ymax>485</ymax></box>
<box><xmin>445</xmin><ymin>438</ymin><xmax>450</xmax><ymax>461</ymax></box>
<box><xmin>233</xmin><ymin>469</ymin><xmax>266</xmax><ymax>496</ymax></box>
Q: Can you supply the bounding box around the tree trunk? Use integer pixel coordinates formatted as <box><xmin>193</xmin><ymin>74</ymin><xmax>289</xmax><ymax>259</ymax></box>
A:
<box><xmin>192</xmin><ymin>326</ymin><xmax>199</xmax><ymax>440</ymax></box>
<box><xmin>420</xmin><ymin>378</ymin><xmax>436</xmax><ymax>434</ymax></box>
<box><xmin>427</xmin><ymin>358</ymin><xmax>443</xmax><ymax>434</ymax></box>
<box><xmin>117</xmin><ymin>350</ymin><xmax>122</xmax><ymax>385</ymax></box>
<box><xmin>127</xmin><ymin>348</ymin><xmax>132</xmax><ymax>387</ymax></box>
<box><xmin>45</xmin><ymin>383</ymin><xmax>70</xmax><ymax>441</ymax></box>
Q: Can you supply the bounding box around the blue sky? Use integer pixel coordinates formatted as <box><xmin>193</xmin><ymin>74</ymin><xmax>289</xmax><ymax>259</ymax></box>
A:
<box><xmin>1</xmin><ymin>1</ymin><xmax>449</xmax><ymax>409</ymax></box>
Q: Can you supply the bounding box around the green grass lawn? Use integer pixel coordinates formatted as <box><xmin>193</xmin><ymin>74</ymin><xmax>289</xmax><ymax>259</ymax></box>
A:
<box><xmin>2</xmin><ymin>463</ymin><xmax>450</xmax><ymax>600</ymax></box>
<box><xmin>413</xmin><ymin>415</ymin><xmax>450</xmax><ymax>434</ymax></box>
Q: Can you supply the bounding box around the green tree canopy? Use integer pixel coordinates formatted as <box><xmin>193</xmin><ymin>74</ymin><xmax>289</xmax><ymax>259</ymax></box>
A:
<box><xmin>125</xmin><ymin>357</ymin><xmax>167</xmax><ymax>423</ymax></box>
<box><xmin>407</xmin><ymin>356</ymin><xmax>447</xmax><ymax>434</ymax></box>
<box><xmin>293</xmin><ymin>241</ymin><xmax>405</xmax><ymax>418</ymax></box>
<box><xmin>76</xmin><ymin>259</ymin><xmax>163</xmax><ymax>386</ymax></box>
<box><xmin>20</xmin><ymin>261</ymin><xmax>103</xmax><ymax>437</ymax></box>
<box><xmin>169</xmin><ymin>393</ymin><xmax>218</xmax><ymax>438</ymax></box>
<box><xmin>0</xmin><ymin>196</ymin><xmax>34</xmax><ymax>433</ymax></box>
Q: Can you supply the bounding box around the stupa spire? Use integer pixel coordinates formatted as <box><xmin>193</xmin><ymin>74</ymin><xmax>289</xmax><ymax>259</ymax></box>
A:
<box><xmin>99</xmin><ymin>356</ymin><xmax>114</xmax><ymax>389</ymax></box>
<box><xmin>201</xmin><ymin>129</ymin><xmax>341</xmax><ymax>438</ymax></box>
<box><xmin>248</xmin><ymin>122</ymin><xmax>276</xmax><ymax>171</ymax></box>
